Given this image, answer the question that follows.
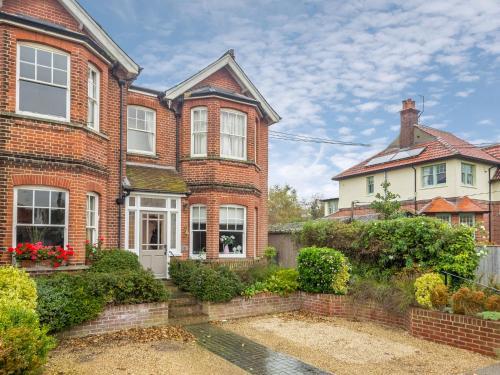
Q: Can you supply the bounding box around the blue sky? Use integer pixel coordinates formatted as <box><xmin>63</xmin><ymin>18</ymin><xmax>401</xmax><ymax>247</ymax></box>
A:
<box><xmin>81</xmin><ymin>0</ymin><xmax>500</xmax><ymax>198</ymax></box>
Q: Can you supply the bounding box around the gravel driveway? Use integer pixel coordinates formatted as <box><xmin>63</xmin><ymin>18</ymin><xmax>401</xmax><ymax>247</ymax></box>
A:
<box><xmin>221</xmin><ymin>312</ymin><xmax>497</xmax><ymax>375</ymax></box>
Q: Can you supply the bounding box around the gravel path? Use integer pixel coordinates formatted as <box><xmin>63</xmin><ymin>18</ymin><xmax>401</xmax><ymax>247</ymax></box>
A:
<box><xmin>221</xmin><ymin>312</ymin><xmax>497</xmax><ymax>375</ymax></box>
<box><xmin>44</xmin><ymin>326</ymin><xmax>246</xmax><ymax>375</ymax></box>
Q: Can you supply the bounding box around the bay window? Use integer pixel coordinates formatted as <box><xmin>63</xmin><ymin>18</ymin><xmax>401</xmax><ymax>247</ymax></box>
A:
<box><xmin>87</xmin><ymin>64</ymin><xmax>100</xmax><ymax>130</ymax></box>
<box><xmin>190</xmin><ymin>205</ymin><xmax>207</xmax><ymax>258</ymax></box>
<box><xmin>86</xmin><ymin>193</ymin><xmax>99</xmax><ymax>244</ymax></box>
<box><xmin>191</xmin><ymin>107</ymin><xmax>207</xmax><ymax>156</ymax></box>
<box><xmin>220</xmin><ymin>109</ymin><xmax>247</xmax><ymax>160</ymax></box>
<box><xmin>219</xmin><ymin>205</ymin><xmax>246</xmax><ymax>257</ymax></box>
<box><xmin>17</xmin><ymin>44</ymin><xmax>69</xmax><ymax>120</ymax></box>
<box><xmin>14</xmin><ymin>187</ymin><xmax>67</xmax><ymax>246</ymax></box>
<box><xmin>422</xmin><ymin>163</ymin><xmax>446</xmax><ymax>187</ymax></box>
<box><xmin>127</xmin><ymin>106</ymin><xmax>156</xmax><ymax>154</ymax></box>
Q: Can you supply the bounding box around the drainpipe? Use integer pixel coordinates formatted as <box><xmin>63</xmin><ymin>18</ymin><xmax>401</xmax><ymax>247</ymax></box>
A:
<box><xmin>117</xmin><ymin>79</ymin><xmax>125</xmax><ymax>248</ymax></box>
<box><xmin>412</xmin><ymin>166</ymin><xmax>417</xmax><ymax>213</ymax></box>
<box><xmin>488</xmin><ymin>166</ymin><xmax>495</xmax><ymax>243</ymax></box>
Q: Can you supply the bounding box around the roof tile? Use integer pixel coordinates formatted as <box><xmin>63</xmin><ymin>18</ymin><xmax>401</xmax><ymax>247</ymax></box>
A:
<box><xmin>126</xmin><ymin>165</ymin><xmax>188</xmax><ymax>194</ymax></box>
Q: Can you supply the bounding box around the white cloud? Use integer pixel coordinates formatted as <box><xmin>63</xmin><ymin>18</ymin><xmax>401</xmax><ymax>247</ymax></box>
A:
<box><xmin>455</xmin><ymin>88</ymin><xmax>475</xmax><ymax>97</ymax></box>
<box><xmin>371</xmin><ymin>118</ymin><xmax>385</xmax><ymax>126</ymax></box>
<box><xmin>424</xmin><ymin>73</ymin><xmax>443</xmax><ymax>82</ymax></box>
<box><xmin>361</xmin><ymin>127</ymin><xmax>376</xmax><ymax>136</ymax></box>
<box><xmin>390</xmin><ymin>125</ymin><xmax>400</xmax><ymax>131</ymax></box>
<box><xmin>338</xmin><ymin>126</ymin><xmax>352</xmax><ymax>135</ymax></box>
<box><xmin>357</xmin><ymin>101</ymin><xmax>381</xmax><ymax>112</ymax></box>
<box><xmin>478</xmin><ymin>119</ymin><xmax>493</xmax><ymax>126</ymax></box>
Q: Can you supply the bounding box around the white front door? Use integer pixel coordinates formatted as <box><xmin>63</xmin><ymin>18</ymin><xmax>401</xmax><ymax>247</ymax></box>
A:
<box><xmin>139</xmin><ymin>212</ymin><xmax>168</xmax><ymax>278</ymax></box>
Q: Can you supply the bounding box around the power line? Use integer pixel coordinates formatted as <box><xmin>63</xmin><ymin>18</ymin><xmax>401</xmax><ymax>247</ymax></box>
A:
<box><xmin>269</xmin><ymin>130</ymin><xmax>371</xmax><ymax>147</ymax></box>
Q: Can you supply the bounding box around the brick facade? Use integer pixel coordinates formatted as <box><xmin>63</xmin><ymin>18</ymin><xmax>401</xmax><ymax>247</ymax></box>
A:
<box><xmin>0</xmin><ymin>0</ymin><xmax>273</xmax><ymax>268</ymax></box>
<box><xmin>203</xmin><ymin>292</ymin><xmax>500</xmax><ymax>357</ymax></box>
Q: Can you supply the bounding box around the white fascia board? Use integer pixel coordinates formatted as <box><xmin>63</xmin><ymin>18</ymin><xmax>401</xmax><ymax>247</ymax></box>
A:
<box><xmin>58</xmin><ymin>0</ymin><xmax>139</xmax><ymax>75</ymax></box>
<box><xmin>164</xmin><ymin>54</ymin><xmax>280</xmax><ymax>124</ymax></box>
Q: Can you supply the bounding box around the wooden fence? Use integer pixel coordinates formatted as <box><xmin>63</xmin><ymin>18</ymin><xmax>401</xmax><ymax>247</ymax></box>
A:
<box><xmin>476</xmin><ymin>246</ymin><xmax>500</xmax><ymax>284</ymax></box>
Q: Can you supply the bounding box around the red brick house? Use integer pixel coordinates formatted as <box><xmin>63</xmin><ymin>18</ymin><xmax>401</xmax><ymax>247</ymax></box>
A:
<box><xmin>332</xmin><ymin>99</ymin><xmax>500</xmax><ymax>243</ymax></box>
<box><xmin>0</xmin><ymin>0</ymin><xmax>280</xmax><ymax>277</ymax></box>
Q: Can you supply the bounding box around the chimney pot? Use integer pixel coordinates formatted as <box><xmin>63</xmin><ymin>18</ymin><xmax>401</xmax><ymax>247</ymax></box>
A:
<box><xmin>402</xmin><ymin>98</ymin><xmax>416</xmax><ymax>110</ymax></box>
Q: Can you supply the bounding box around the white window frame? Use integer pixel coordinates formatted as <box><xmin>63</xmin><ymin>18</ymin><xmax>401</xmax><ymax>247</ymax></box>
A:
<box><xmin>435</xmin><ymin>213</ymin><xmax>451</xmax><ymax>224</ymax></box>
<box><xmin>127</xmin><ymin>106</ymin><xmax>156</xmax><ymax>155</ymax></box>
<box><xmin>459</xmin><ymin>213</ymin><xmax>475</xmax><ymax>227</ymax></box>
<box><xmin>190</xmin><ymin>204</ymin><xmax>207</xmax><ymax>259</ymax></box>
<box><xmin>12</xmin><ymin>186</ymin><xmax>69</xmax><ymax>247</ymax></box>
<box><xmin>219</xmin><ymin>204</ymin><xmax>246</xmax><ymax>258</ymax></box>
<box><xmin>86</xmin><ymin>193</ymin><xmax>99</xmax><ymax>244</ymax></box>
<box><xmin>461</xmin><ymin>162</ymin><xmax>475</xmax><ymax>186</ymax></box>
<box><xmin>125</xmin><ymin>194</ymin><xmax>181</xmax><ymax>257</ymax></box>
<box><xmin>220</xmin><ymin>108</ymin><xmax>247</xmax><ymax>161</ymax></box>
<box><xmin>422</xmin><ymin>163</ymin><xmax>447</xmax><ymax>187</ymax></box>
<box><xmin>366</xmin><ymin>176</ymin><xmax>375</xmax><ymax>195</ymax></box>
<box><xmin>191</xmin><ymin>107</ymin><xmax>208</xmax><ymax>157</ymax></box>
<box><xmin>87</xmin><ymin>63</ymin><xmax>100</xmax><ymax>131</ymax></box>
<box><xmin>16</xmin><ymin>42</ymin><xmax>71</xmax><ymax>122</ymax></box>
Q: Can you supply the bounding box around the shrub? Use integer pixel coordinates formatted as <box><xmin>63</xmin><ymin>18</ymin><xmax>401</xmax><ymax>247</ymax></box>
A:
<box><xmin>477</xmin><ymin>311</ymin><xmax>500</xmax><ymax>321</ymax></box>
<box><xmin>484</xmin><ymin>295</ymin><xmax>500</xmax><ymax>312</ymax></box>
<box><xmin>169</xmin><ymin>260</ymin><xmax>201</xmax><ymax>291</ymax></box>
<box><xmin>189</xmin><ymin>266</ymin><xmax>243</xmax><ymax>303</ymax></box>
<box><xmin>451</xmin><ymin>287</ymin><xmax>486</xmax><ymax>315</ymax></box>
<box><xmin>414</xmin><ymin>273</ymin><xmax>445</xmax><ymax>309</ymax></box>
<box><xmin>83</xmin><ymin>270</ymin><xmax>169</xmax><ymax>304</ymax></box>
<box><xmin>89</xmin><ymin>249</ymin><xmax>142</xmax><ymax>273</ymax></box>
<box><xmin>265</xmin><ymin>269</ymin><xmax>299</xmax><ymax>296</ymax></box>
<box><xmin>0</xmin><ymin>266</ymin><xmax>37</xmax><ymax>310</ymax></box>
<box><xmin>242</xmin><ymin>281</ymin><xmax>268</xmax><ymax>297</ymax></box>
<box><xmin>236</xmin><ymin>263</ymin><xmax>280</xmax><ymax>286</ymax></box>
<box><xmin>264</xmin><ymin>246</ymin><xmax>278</xmax><ymax>263</ymax></box>
<box><xmin>430</xmin><ymin>284</ymin><xmax>449</xmax><ymax>310</ymax></box>
<box><xmin>36</xmin><ymin>273</ymin><xmax>106</xmax><ymax>332</ymax></box>
<box><xmin>297</xmin><ymin>247</ymin><xmax>350</xmax><ymax>294</ymax></box>
<box><xmin>0</xmin><ymin>303</ymin><xmax>56</xmax><ymax>374</ymax></box>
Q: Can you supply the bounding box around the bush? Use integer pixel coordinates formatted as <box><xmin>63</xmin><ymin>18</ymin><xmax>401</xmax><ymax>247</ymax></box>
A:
<box><xmin>430</xmin><ymin>284</ymin><xmax>449</xmax><ymax>310</ymax></box>
<box><xmin>89</xmin><ymin>249</ymin><xmax>142</xmax><ymax>273</ymax></box>
<box><xmin>0</xmin><ymin>266</ymin><xmax>37</xmax><ymax>310</ymax></box>
<box><xmin>236</xmin><ymin>263</ymin><xmax>280</xmax><ymax>286</ymax></box>
<box><xmin>169</xmin><ymin>260</ymin><xmax>201</xmax><ymax>291</ymax></box>
<box><xmin>83</xmin><ymin>270</ymin><xmax>169</xmax><ymax>305</ymax></box>
<box><xmin>297</xmin><ymin>247</ymin><xmax>350</xmax><ymax>294</ymax></box>
<box><xmin>300</xmin><ymin>217</ymin><xmax>479</xmax><ymax>280</ymax></box>
<box><xmin>0</xmin><ymin>303</ymin><xmax>55</xmax><ymax>374</ymax></box>
<box><xmin>36</xmin><ymin>273</ymin><xmax>106</xmax><ymax>332</ymax></box>
<box><xmin>414</xmin><ymin>273</ymin><xmax>445</xmax><ymax>309</ymax></box>
<box><xmin>451</xmin><ymin>287</ymin><xmax>486</xmax><ymax>315</ymax></box>
<box><xmin>484</xmin><ymin>295</ymin><xmax>500</xmax><ymax>312</ymax></box>
<box><xmin>477</xmin><ymin>311</ymin><xmax>500</xmax><ymax>321</ymax></box>
<box><xmin>265</xmin><ymin>269</ymin><xmax>299</xmax><ymax>296</ymax></box>
<box><xmin>189</xmin><ymin>266</ymin><xmax>243</xmax><ymax>303</ymax></box>
<box><xmin>264</xmin><ymin>246</ymin><xmax>278</xmax><ymax>263</ymax></box>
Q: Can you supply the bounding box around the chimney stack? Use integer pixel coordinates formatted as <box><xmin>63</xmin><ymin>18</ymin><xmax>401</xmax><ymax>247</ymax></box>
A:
<box><xmin>399</xmin><ymin>98</ymin><xmax>419</xmax><ymax>148</ymax></box>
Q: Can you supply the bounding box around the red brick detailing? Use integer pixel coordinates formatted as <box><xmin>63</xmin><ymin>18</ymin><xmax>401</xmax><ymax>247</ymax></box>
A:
<box><xmin>11</xmin><ymin>174</ymin><xmax>73</xmax><ymax>191</ymax></box>
<box><xmin>399</xmin><ymin>98</ymin><xmax>418</xmax><ymax>148</ymax></box>
<box><xmin>194</xmin><ymin>67</ymin><xmax>242</xmax><ymax>93</ymax></box>
<box><xmin>60</xmin><ymin>302</ymin><xmax>169</xmax><ymax>338</ymax></box>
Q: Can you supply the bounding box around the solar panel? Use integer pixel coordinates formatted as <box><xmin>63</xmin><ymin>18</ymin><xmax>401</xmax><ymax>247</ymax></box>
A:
<box><xmin>365</xmin><ymin>147</ymin><xmax>426</xmax><ymax>166</ymax></box>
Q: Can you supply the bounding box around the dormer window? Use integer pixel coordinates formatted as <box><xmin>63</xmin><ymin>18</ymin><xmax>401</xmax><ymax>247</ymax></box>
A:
<box><xmin>17</xmin><ymin>43</ymin><xmax>69</xmax><ymax>121</ymax></box>
<box><xmin>220</xmin><ymin>109</ymin><xmax>247</xmax><ymax>160</ymax></box>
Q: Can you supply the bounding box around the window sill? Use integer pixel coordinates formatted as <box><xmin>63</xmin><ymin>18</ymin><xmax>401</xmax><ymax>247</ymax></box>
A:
<box><xmin>127</xmin><ymin>152</ymin><xmax>159</xmax><ymax>159</ymax></box>
<box><xmin>219</xmin><ymin>254</ymin><xmax>246</xmax><ymax>259</ymax></box>
<box><xmin>460</xmin><ymin>184</ymin><xmax>477</xmax><ymax>189</ymax></box>
<box><xmin>180</xmin><ymin>156</ymin><xmax>260</xmax><ymax>171</ymax></box>
<box><xmin>420</xmin><ymin>184</ymin><xmax>447</xmax><ymax>190</ymax></box>
<box><xmin>190</xmin><ymin>254</ymin><xmax>206</xmax><ymax>260</ymax></box>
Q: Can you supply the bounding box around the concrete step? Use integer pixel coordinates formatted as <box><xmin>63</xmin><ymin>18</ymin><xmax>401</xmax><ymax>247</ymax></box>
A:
<box><xmin>169</xmin><ymin>296</ymin><xmax>198</xmax><ymax>306</ymax></box>
<box><xmin>169</xmin><ymin>313</ymin><xmax>210</xmax><ymax>326</ymax></box>
<box><xmin>169</xmin><ymin>304</ymin><xmax>203</xmax><ymax>318</ymax></box>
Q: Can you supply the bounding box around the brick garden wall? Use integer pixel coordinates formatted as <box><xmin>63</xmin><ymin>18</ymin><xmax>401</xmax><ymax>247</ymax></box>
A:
<box><xmin>60</xmin><ymin>302</ymin><xmax>169</xmax><ymax>338</ymax></box>
<box><xmin>203</xmin><ymin>292</ymin><xmax>500</xmax><ymax>357</ymax></box>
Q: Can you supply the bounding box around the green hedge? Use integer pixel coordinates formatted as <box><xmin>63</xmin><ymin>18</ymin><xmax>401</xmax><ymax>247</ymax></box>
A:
<box><xmin>0</xmin><ymin>266</ymin><xmax>55</xmax><ymax>374</ymax></box>
<box><xmin>188</xmin><ymin>265</ymin><xmax>243</xmax><ymax>303</ymax></box>
<box><xmin>89</xmin><ymin>249</ymin><xmax>143</xmax><ymax>273</ymax></box>
<box><xmin>299</xmin><ymin>217</ymin><xmax>478</xmax><ymax>279</ymax></box>
<box><xmin>169</xmin><ymin>260</ymin><xmax>201</xmax><ymax>291</ymax></box>
<box><xmin>297</xmin><ymin>247</ymin><xmax>350</xmax><ymax>294</ymax></box>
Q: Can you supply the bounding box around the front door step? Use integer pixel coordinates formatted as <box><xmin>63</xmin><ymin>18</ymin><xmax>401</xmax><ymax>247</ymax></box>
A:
<box><xmin>169</xmin><ymin>314</ymin><xmax>209</xmax><ymax>326</ymax></box>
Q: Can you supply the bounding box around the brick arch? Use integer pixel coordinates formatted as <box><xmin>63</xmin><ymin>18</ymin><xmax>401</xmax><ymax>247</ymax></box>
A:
<box><xmin>16</xmin><ymin>35</ymin><xmax>73</xmax><ymax>55</ymax></box>
<box><xmin>188</xmin><ymin>196</ymin><xmax>208</xmax><ymax>205</ymax></box>
<box><xmin>85</xmin><ymin>181</ymin><xmax>105</xmax><ymax>196</ymax></box>
<box><xmin>127</xmin><ymin>97</ymin><xmax>160</xmax><ymax>110</ymax></box>
<box><xmin>11</xmin><ymin>175</ymin><xmax>73</xmax><ymax>191</ymax></box>
<box><xmin>218</xmin><ymin>196</ymin><xmax>254</xmax><ymax>208</ymax></box>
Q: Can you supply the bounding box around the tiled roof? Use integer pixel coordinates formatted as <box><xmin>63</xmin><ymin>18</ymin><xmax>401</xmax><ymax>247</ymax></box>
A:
<box><xmin>126</xmin><ymin>165</ymin><xmax>189</xmax><ymax>194</ymax></box>
<box><xmin>419</xmin><ymin>196</ymin><xmax>488</xmax><ymax>214</ymax></box>
<box><xmin>482</xmin><ymin>145</ymin><xmax>500</xmax><ymax>180</ymax></box>
<box><xmin>334</xmin><ymin>125</ymin><xmax>499</xmax><ymax>180</ymax></box>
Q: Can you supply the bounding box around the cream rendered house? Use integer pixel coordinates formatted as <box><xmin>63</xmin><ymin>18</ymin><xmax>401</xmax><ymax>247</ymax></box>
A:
<box><xmin>332</xmin><ymin>99</ymin><xmax>500</xmax><ymax>244</ymax></box>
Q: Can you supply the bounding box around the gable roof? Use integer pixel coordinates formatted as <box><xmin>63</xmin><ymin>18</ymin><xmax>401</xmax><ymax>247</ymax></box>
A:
<box><xmin>334</xmin><ymin>125</ymin><xmax>499</xmax><ymax>180</ymax></box>
<box><xmin>57</xmin><ymin>0</ymin><xmax>139</xmax><ymax>76</ymax></box>
<box><xmin>164</xmin><ymin>50</ymin><xmax>280</xmax><ymax>124</ymax></box>
<box><xmin>419</xmin><ymin>196</ymin><xmax>488</xmax><ymax>214</ymax></box>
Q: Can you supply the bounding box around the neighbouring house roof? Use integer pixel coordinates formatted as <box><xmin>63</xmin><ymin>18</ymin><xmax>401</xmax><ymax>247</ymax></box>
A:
<box><xmin>333</xmin><ymin>125</ymin><xmax>499</xmax><ymax>180</ymax></box>
<box><xmin>268</xmin><ymin>222</ymin><xmax>305</xmax><ymax>234</ymax></box>
<box><xmin>164</xmin><ymin>50</ymin><xmax>280</xmax><ymax>124</ymax></box>
<box><xmin>320</xmin><ymin>197</ymin><xmax>339</xmax><ymax>202</ymax></box>
<box><xmin>419</xmin><ymin>196</ymin><xmax>488</xmax><ymax>214</ymax></box>
<box><xmin>482</xmin><ymin>144</ymin><xmax>500</xmax><ymax>180</ymax></box>
<box><xmin>125</xmin><ymin>165</ymin><xmax>189</xmax><ymax>194</ymax></box>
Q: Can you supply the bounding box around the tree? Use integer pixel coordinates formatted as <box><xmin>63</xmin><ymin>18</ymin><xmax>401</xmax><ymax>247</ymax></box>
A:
<box><xmin>268</xmin><ymin>185</ymin><xmax>305</xmax><ymax>225</ymax></box>
<box><xmin>369</xmin><ymin>181</ymin><xmax>402</xmax><ymax>220</ymax></box>
<box><xmin>305</xmin><ymin>194</ymin><xmax>323</xmax><ymax>220</ymax></box>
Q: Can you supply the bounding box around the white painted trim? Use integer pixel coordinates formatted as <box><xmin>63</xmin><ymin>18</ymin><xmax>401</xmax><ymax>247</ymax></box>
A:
<box><xmin>128</xmin><ymin>88</ymin><xmax>158</xmax><ymax>98</ymax></box>
<box><xmin>127</xmin><ymin>105</ymin><xmax>156</xmax><ymax>156</ymax></box>
<box><xmin>218</xmin><ymin>204</ymin><xmax>246</xmax><ymax>258</ymax></box>
<box><xmin>12</xmin><ymin>186</ymin><xmax>69</xmax><ymax>248</ymax></box>
<box><xmin>57</xmin><ymin>0</ymin><xmax>139</xmax><ymax>75</ymax></box>
<box><xmin>220</xmin><ymin>108</ymin><xmax>247</xmax><ymax>161</ymax></box>
<box><xmin>16</xmin><ymin>42</ymin><xmax>71</xmax><ymax>122</ymax></box>
<box><xmin>189</xmin><ymin>204</ymin><xmax>207</xmax><ymax>260</ymax></box>
<box><xmin>87</xmin><ymin>63</ymin><xmax>100</xmax><ymax>131</ymax></box>
<box><xmin>190</xmin><ymin>106</ymin><xmax>208</xmax><ymax>157</ymax></box>
<box><xmin>164</xmin><ymin>54</ymin><xmax>280</xmax><ymax>123</ymax></box>
<box><xmin>126</xmin><ymin>161</ymin><xmax>176</xmax><ymax>170</ymax></box>
<box><xmin>86</xmin><ymin>192</ymin><xmax>99</xmax><ymax>243</ymax></box>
